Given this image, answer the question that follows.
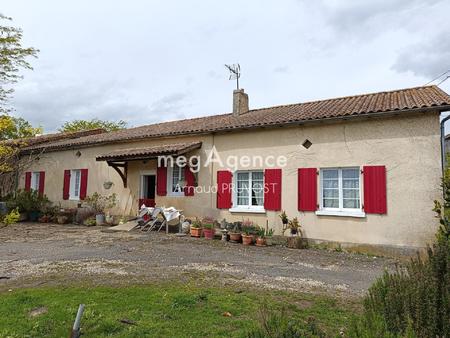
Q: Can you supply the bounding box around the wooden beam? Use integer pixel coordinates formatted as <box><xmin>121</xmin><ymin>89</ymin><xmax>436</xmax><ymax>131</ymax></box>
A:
<box><xmin>107</xmin><ymin>161</ymin><xmax>128</xmax><ymax>188</ymax></box>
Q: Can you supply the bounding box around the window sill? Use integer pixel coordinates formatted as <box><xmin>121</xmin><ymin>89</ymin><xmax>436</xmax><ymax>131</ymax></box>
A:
<box><xmin>166</xmin><ymin>193</ymin><xmax>185</xmax><ymax>197</ymax></box>
<box><xmin>229</xmin><ymin>207</ymin><xmax>266</xmax><ymax>214</ymax></box>
<box><xmin>69</xmin><ymin>197</ymin><xmax>80</xmax><ymax>201</ymax></box>
<box><xmin>315</xmin><ymin>210</ymin><xmax>366</xmax><ymax>218</ymax></box>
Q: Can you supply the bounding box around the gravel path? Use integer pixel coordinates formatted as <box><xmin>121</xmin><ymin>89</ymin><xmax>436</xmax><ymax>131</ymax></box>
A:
<box><xmin>0</xmin><ymin>223</ymin><xmax>397</xmax><ymax>296</ymax></box>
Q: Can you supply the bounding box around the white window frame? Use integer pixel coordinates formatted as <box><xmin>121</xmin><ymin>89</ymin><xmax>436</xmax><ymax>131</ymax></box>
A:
<box><xmin>316</xmin><ymin>167</ymin><xmax>365</xmax><ymax>218</ymax></box>
<box><xmin>69</xmin><ymin>169</ymin><xmax>82</xmax><ymax>201</ymax></box>
<box><xmin>230</xmin><ymin>170</ymin><xmax>265</xmax><ymax>214</ymax></box>
<box><xmin>140</xmin><ymin>170</ymin><xmax>156</xmax><ymax>199</ymax></box>
<box><xmin>30</xmin><ymin>172</ymin><xmax>40</xmax><ymax>192</ymax></box>
<box><xmin>167</xmin><ymin>164</ymin><xmax>185</xmax><ymax>197</ymax></box>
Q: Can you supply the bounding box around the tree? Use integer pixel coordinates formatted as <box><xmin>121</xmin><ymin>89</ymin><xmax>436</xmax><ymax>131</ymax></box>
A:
<box><xmin>0</xmin><ymin>115</ymin><xmax>42</xmax><ymax>194</ymax></box>
<box><xmin>0</xmin><ymin>115</ymin><xmax>42</xmax><ymax>140</ymax></box>
<box><xmin>0</xmin><ymin>14</ymin><xmax>38</xmax><ymax>114</ymax></box>
<box><xmin>59</xmin><ymin>118</ymin><xmax>127</xmax><ymax>133</ymax></box>
<box><xmin>0</xmin><ymin>14</ymin><xmax>39</xmax><ymax>196</ymax></box>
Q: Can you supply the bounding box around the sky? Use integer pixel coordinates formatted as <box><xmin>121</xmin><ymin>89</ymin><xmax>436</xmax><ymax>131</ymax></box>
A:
<box><xmin>2</xmin><ymin>0</ymin><xmax>450</xmax><ymax>132</ymax></box>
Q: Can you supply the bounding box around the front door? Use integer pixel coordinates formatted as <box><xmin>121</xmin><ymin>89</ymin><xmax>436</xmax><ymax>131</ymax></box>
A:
<box><xmin>139</xmin><ymin>174</ymin><xmax>156</xmax><ymax>208</ymax></box>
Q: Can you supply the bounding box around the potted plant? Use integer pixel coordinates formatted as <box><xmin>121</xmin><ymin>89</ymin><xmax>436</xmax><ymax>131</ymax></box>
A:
<box><xmin>265</xmin><ymin>228</ymin><xmax>275</xmax><ymax>246</ymax></box>
<box><xmin>241</xmin><ymin>220</ymin><xmax>255</xmax><ymax>245</ymax></box>
<box><xmin>286</xmin><ymin>217</ymin><xmax>308</xmax><ymax>249</ymax></box>
<box><xmin>202</xmin><ymin>217</ymin><xmax>215</xmax><ymax>240</ymax></box>
<box><xmin>56</xmin><ymin>211</ymin><xmax>69</xmax><ymax>224</ymax></box>
<box><xmin>288</xmin><ymin>217</ymin><xmax>300</xmax><ymax>236</ymax></box>
<box><xmin>255</xmin><ymin>226</ymin><xmax>267</xmax><ymax>247</ymax></box>
<box><xmin>229</xmin><ymin>222</ymin><xmax>242</xmax><ymax>243</ymax></box>
<box><xmin>279</xmin><ymin>210</ymin><xmax>289</xmax><ymax>235</ymax></box>
<box><xmin>84</xmin><ymin>193</ymin><xmax>117</xmax><ymax>226</ymax></box>
<box><xmin>105</xmin><ymin>214</ymin><xmax>114</xmax><ymax>225</ymax></box>
<box><xmin>190</xmin><ymin>217</ymin><xmax>202</xmax><ymax>238</ymax></box>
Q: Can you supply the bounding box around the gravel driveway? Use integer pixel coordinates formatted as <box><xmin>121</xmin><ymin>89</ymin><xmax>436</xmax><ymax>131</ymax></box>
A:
<box><xmin>0</xmin><ymin>223</ymin><xmax>397</xmax><ymax>296</ymax></box>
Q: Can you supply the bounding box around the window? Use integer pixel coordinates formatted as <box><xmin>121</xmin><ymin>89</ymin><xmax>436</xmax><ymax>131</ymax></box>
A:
<box><xmin>30</xmin><ymin>172</ymin><xmax>40</xmax><ymax>191</ymax></box>
<box><xmin>168</xmin><ymin>164</ymin><xmax>185</xmax><ymax>195</ymax></box>
<box><xmin>232</xmin><ymin>171</ymin><xmax>264</xmax><ymax>212</ymax></box>
<box><xmin>320</xmin><ymin>167</ymin><xmax>362</xmax><ymax>214</ymax></box>
<box><xmin>69</xmin><ymin>169</ymin><xmax>81</xmax><ymax>200</ymax></box>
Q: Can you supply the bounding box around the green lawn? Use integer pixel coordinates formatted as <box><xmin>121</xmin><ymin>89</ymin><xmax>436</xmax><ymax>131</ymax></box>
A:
<box><xmin>0</xmin><ymin>283</ymin><xmax>360</xmax><ymax>337</ymax></box>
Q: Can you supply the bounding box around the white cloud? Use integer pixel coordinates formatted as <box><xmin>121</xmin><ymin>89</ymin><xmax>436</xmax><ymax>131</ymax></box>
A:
<box><xmin>1</xmin><ymin>0</ymin><xmax>449</xmax><ymax>133</ymax></box>
<box><xmin>392</xmin><ymin>30</ymin><xmax>450</xmax><ymax>78</ymax></box>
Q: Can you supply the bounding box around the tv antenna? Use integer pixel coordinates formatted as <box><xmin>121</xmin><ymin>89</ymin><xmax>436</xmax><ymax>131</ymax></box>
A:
<box><xmin>225</xmin><ymin>63</ymin><xmax>241</xmax><ymax>90</ymax></box>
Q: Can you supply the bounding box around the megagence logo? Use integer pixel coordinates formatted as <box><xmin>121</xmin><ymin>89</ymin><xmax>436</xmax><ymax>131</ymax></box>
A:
<box><xmin>157</xmin><ymin>146</ymin><xmax>287</xmax><ymax>172</ymax></box>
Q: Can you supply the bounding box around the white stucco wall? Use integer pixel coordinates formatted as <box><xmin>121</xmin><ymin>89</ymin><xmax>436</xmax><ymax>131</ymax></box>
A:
<box><xmin>21</xmin><ymin>112</ymin><xmax>441</xmax><ymax>248</ymax></box>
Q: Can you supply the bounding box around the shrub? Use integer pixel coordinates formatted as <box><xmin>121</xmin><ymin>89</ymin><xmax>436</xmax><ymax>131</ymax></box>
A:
<box><xmin>349</xmin><ymin>172</ymin><xmax>450</xmax><ymax>337</ymax></box>
<box><xmin>84</xmin><ymin>193</ymin><xmax>117</xmax><ymax>214</ymax></box>
<box><xmin>2</xmin><ymin>208</ymin><xmax>20</xmax><ymax>225</ymax></box>
<box><xmin>6</xmin><ymin>190</ymin><xmax>50</xmax><ymax>213</ymax></box>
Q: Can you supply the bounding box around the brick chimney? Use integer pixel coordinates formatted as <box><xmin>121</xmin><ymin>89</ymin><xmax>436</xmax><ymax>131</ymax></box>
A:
<box><xmin>233</xmin><ymin>89</ymin><xmax>249</xmax><ymax>116</ymax></box>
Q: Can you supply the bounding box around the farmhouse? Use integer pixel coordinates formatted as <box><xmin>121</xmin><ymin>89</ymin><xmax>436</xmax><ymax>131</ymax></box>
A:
<box><xmin>19</xmin><ymin>85</ymin><xmax>450</xmax><ymax>252</ymax></box>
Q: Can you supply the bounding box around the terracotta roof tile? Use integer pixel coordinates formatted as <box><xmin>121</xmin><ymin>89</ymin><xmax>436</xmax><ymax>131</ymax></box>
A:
<box><xmin>96</xmin><ymin>141</ymin><xmax>202</xmax><ymax>161</ymax></box>
<box><xmin>23</xmin><ymin>85</ymin><xmax>450</xmax><ymax>153</ymax></box>
<box><xmin>3</xmin><ymin>128</ymin><xmax>105</xmax><ymax>148</ymax></box>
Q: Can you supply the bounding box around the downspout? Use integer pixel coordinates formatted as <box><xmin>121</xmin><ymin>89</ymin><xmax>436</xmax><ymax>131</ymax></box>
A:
<box><xmin>440</xmin><ymin>114</ymin><xmax>450</xmax><ymax>176</ymax></box>
<box><xmin>210</xmin><ymin>133</ymin><xmax>215</xmax><ymax>209</ymax></box>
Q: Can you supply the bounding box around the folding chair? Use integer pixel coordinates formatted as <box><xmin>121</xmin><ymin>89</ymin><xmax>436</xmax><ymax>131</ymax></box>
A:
<box><xmin>136</xmin><ymin>206</ymin><xmax>153</xmax><ymax>230</ymax></box>
<box><xmin>142</xmin><ymin>207</ymin><xmax>167</xmax><ymax>232</ymax></box>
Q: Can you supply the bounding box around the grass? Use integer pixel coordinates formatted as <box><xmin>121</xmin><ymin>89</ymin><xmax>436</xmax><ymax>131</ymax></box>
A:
<box><xmin>0</xmin><ymin>283</ymin><xmax>360</xmax><ymax>337</ymax></box>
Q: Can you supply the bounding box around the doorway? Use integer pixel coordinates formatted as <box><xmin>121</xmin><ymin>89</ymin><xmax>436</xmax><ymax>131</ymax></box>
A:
<box><xmin>139</xmin><ymin>172</ymin><xmax>156</xmax><ymax>208</ymax></box>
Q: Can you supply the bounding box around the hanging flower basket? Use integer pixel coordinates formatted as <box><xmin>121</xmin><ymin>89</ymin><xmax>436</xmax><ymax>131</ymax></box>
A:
<box><xmin>103</xmin><ymin>181</ymin><xmax>113</xmax><ymax>190</ymax></box>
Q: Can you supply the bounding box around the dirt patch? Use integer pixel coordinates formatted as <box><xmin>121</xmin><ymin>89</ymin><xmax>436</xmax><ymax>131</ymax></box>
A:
<box><xmin>1</xmin><ymin>259</ymin><xmax>134</xmax><ymax>279</ymax></box>
<box><xmin>29</xmin><ymin>306</ymin><xmax>48</xmax><ymax>317</ymax></box>
<box><xmin>0</xmin><ymin>222</ymin><xmax>397</xmax><ymax>295</ymax></box>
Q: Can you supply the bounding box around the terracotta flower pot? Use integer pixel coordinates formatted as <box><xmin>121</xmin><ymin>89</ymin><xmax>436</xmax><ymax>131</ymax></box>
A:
<box><xmin>203</xmin><ymin>228</ymin><xmax>215</xmax><ymax>239</ymax></box>
<box><xmin>190</xmin><ymin>227</ymin><xmax>202</xmax><ymax>238</ymax></box>
<box><xmin>256</xmin><ymin>237</ymin><xmax>266</xmax><ymax>247</ymax></box>
<box><xmin>229</xmin><ymin>232</ymin><xmax>242</xmax><ymax>243</ymax></box>
<box><xmin>242</xmin><ymin>234</ymin><xmax>253</xmax><ymax>245</ymax></box>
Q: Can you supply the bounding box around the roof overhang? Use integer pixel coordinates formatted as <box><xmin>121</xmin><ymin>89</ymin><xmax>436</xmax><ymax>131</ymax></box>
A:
<box><xmin>95</xmin><ymin>141</ymin><xmax>202</xmax><ymax>162</ymax></box>
<box><xmin>96</xmin><ymin>141</ymin><xmax>202</xmax><ymax>188</ymax></box>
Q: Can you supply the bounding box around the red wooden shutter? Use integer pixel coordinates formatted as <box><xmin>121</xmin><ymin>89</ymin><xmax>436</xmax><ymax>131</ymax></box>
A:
<box><xmin>363</xmin><ymin>165</ymin><xmax>387</xmax><ymax>214</ymax></box>
<box><xmin>184</xmin><ymin>166</ymin><xmax>195</xmax><ymax>196</ymax></box>
<box><xmin>298</xmin><ymin>168</ymin><xmax>317</xmax><ymax>211</ymax></box>
<box><xmin>156</xmin><ymin>165</ymin><xmax>167</xmax><ymax>196</ymax></box>
<box><xmin>24</xmin><ymin>172</ymin><xmax>32</xmax><ymax>191</ymax></box>
<box><xmin>38</xmin><ymin>171</ymin><xmax>45</xmax><ymax>196</ymax></box>
<box><xmin>63</xmin><ymin>170</ymin><xmax>71</xmax><ymax>200</ymax></box>
<box><xmin>79</xmin><ymin>169</ymin><xmax>88</xmax><ymax>200</ymax></box>
<box><xmin>217</xmin><ymin>170</ymin><xmax>232</xmax><ymax>209</ymax></box>
<box><xmin>264</xmin><ymin>168</ymin><xmax>282</xmax><ymax>211</ymax></box>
